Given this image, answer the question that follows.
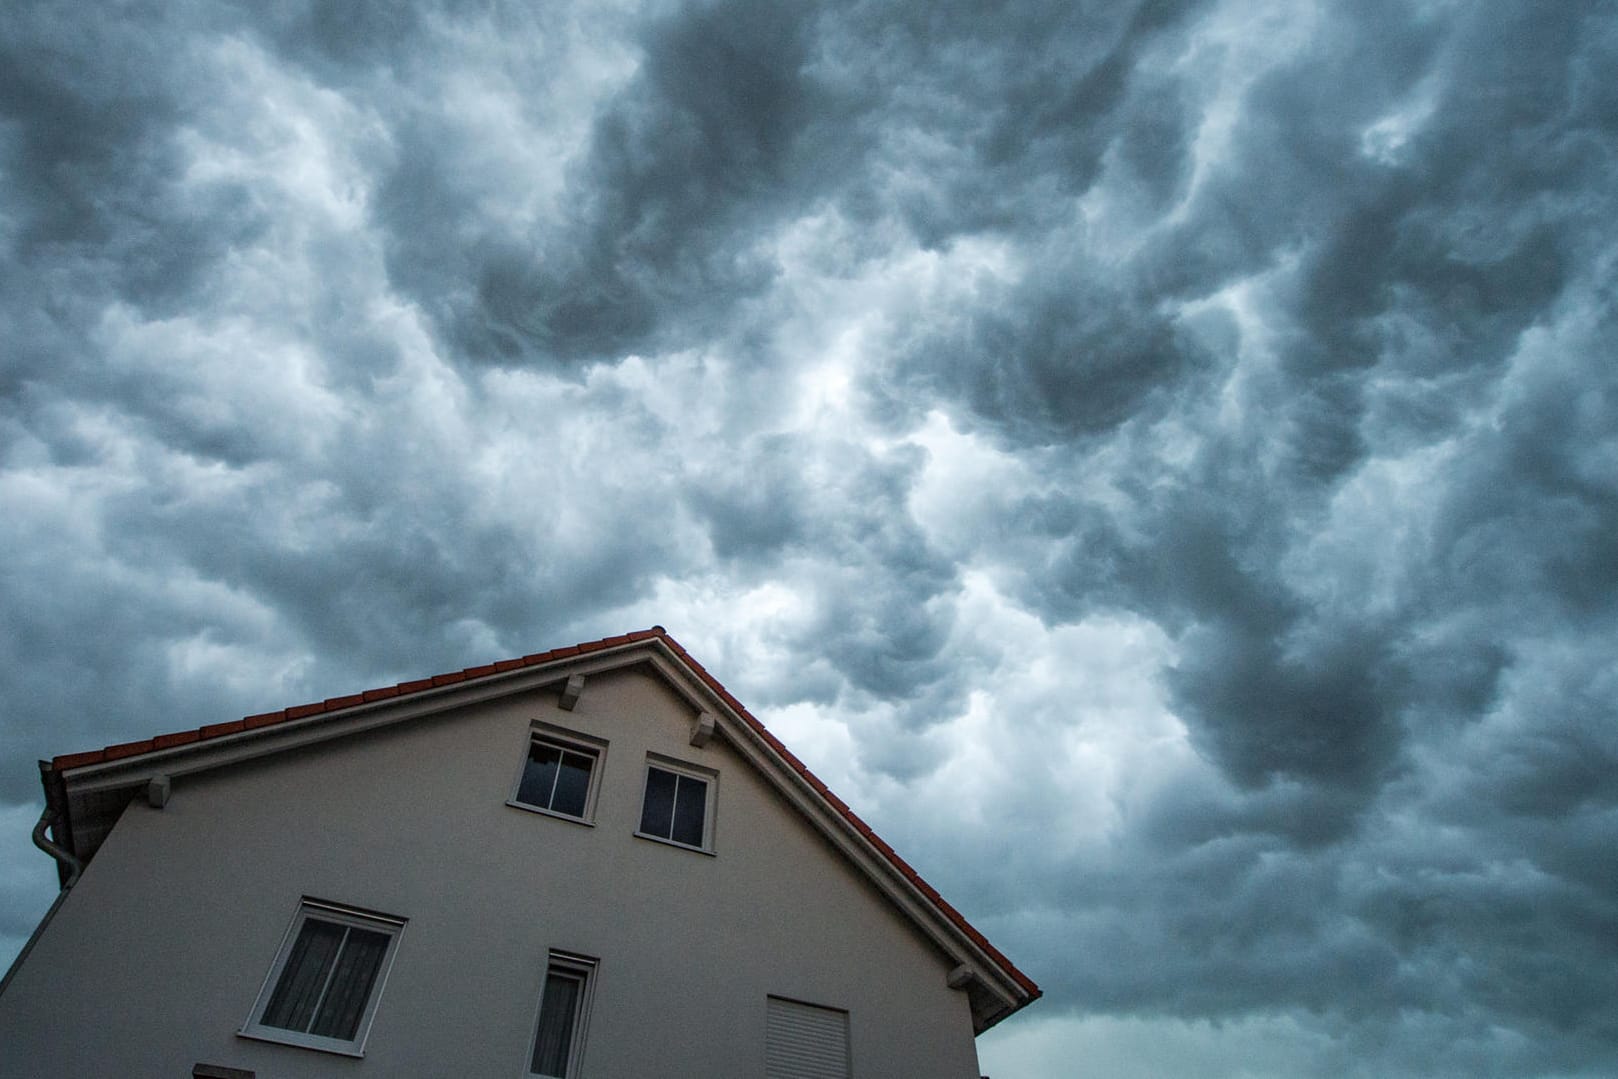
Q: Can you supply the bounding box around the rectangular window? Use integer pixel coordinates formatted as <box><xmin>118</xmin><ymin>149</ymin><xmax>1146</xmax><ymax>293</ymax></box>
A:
<box><xmin>528</xmin><ymin>952</ymin><xmax>597</xmax><ymax>1079</ymax></box>
<box><xmin>510</xmin><ymin>727</ymin><xmax>605</xmax><ymax>823</ymax></box>
<box><xmin>766</xmin><ymin>996</ymin><xmax>851</xmax><ymax>1079</ymax></box>
<box><xmin>241</xmin><ymin>900</ymin><xmax>405</xmax><ymax>1056</ymax></box>
<box><xmin>636</xmin><ymin>757</ymin><xmax>715</xmax><ymax>851</ymax></box>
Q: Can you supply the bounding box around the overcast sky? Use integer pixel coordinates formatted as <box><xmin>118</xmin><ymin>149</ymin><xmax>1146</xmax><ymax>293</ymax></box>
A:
<box><xmin>3</xmin><ymin>1</ymin><xmax>1616</xmax><ymax>1075</ymax></box>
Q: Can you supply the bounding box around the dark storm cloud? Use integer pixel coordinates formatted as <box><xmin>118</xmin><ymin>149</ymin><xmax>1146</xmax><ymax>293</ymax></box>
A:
<box><xmin>859</xmin><ymin>2</ymin><xmax>1618</xmax><ymax>1070</ymax></box>
<box><xmin>377</xmin><ymin>0</ymin><xmax>873</xmax><ymax>367</ymax></box>
<box><xmin>2</xmin><ymin>0</ymin><xmax>1616</xmax><ymax>1075</ymax></box>
<box><xmin>886</xmin><ymin>268</ymin><xmax>1202</xmax><ymax>444</ymax></box>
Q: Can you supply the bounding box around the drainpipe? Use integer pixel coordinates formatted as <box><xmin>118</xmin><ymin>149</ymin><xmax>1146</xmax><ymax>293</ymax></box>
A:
<box><xmin>31</xmin><ymin>804</ymin><xmax>80</xmax><ymax>889</ymax></box>
<box><xmin>0</xmin><ymin>803</ymin><xmax>80</xmax><ymax>1000</ymax></box>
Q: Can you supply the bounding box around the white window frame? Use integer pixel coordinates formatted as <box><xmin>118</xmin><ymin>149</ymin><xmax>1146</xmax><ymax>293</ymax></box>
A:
<box><xmin>524</xmin><ymin>950</ymin><xmax>599</xmax><ymax>1079</ymax></box>
<box><xmin>240</xmin><ymin>898</ymin><xmax>406</xmax><ymax>1058</ymax></box>
<box><xmin>633</xmin><ymin>753</ymin><xmax>718</xmax><ymax>854</ymax></box>
<box><xmin>507</xmin><ymin>723</ymin><xmax>608</xmax><ymax>825</ymax></box>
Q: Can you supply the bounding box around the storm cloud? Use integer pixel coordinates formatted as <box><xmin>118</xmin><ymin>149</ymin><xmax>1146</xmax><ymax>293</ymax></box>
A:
<box><xmin>3</xmin><ymin>1</ymin><xmax>1616</xmax><ymax>1075</ymax></box>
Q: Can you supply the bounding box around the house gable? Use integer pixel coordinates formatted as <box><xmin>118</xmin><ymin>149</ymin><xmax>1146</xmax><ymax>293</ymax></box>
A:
<box><xmin>33</xmin><ymin>628</ymin><xmax>1039</xmax><ymax>1034</ymax></box>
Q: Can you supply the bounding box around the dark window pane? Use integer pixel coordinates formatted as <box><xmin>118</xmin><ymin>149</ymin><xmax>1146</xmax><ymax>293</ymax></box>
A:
<box><xmin>671</xmin><ymin>775</ymin><xmax>706</xmax><ymax>847</ymax></box>
<box><xmin>309</xmin><ymin>926</ymin><xmax>390</xmax><ymax>1040</ymax></box>
<box><xmin>640</xmin><ymin>767</ymin><xmax>677</xmax><ymax>838</ymax></box>
<box><xmin>550</xmin><ymin>752</ymin><xmax>593</xmax><ymax>818</ymax></box>
<box><xmin>517</xmin><ymin>743</ymin><xmax>562</xmax><ymax>809</ymax></box>
<box><xmin>262</xmin><ymin>919</ymin><xmax>344</xmax><ymax>1032</ymax></box>
<box><xmin>531</xmin><ymin>970</ymin><xmax>581</xmax><ymax>1076</ymax></box>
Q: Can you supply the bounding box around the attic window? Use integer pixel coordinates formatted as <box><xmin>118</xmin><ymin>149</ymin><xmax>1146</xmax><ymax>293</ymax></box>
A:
<box><xmin>635</xmin><ymin>756</ymin><xmax>716</xmax><ymax>852</ymax></box>
<box><xmin>240</xmin><ymin>900</ymin><xmax>405</xmax><ymax>1057</ymax></box>
<box><xmin>510</xmin><ymin>727</ymin><xmax>606</xmax><ymax>824</ymax></box>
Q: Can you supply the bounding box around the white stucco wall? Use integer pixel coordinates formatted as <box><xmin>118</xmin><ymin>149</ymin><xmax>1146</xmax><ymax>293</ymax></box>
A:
<box><xmin>0</xmin><ymin>668</ymin><xmax>983</xmax><ymax>1078</ymax></box>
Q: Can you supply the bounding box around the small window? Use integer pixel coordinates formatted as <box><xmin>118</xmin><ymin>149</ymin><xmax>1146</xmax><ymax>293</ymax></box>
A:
<box><xmin>241</xmin><ymin>900</ymin><xmax>405</xmax><ymax>1056</ymax></box>
<box><xmin>766</xmin><ymin>996</ymin><xmax>851</xmax><ymax>1079</ymax></box>
<box><xmin>510</xmin><ymin>727</ymin><xmax>605</xmax><ymax>823</ymax></box>
<box><xmin>527</xmin><ymin>952</ymin><xmax>598</xmax><ymax>1079</ymax></box>
<box><xmin>636</xmin><ymin>757</ymin><xmax>715</xmax><ymax>851</ymax></box>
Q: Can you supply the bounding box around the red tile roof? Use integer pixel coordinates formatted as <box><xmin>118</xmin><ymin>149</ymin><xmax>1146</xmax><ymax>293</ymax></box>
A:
<box><xmin>48</xmin><ymin>626</ymin><xmax>1039</xmax><ymax>1000</ymax></box>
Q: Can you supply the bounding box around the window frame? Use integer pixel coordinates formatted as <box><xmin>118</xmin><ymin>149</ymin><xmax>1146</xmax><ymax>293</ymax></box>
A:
<box><xmin>524</xmin><ymin>950</ymin><xmax>599</xmax><ymax>1079</ymax></box>
<box><xmin>633</xmin><ymin>753</ymin><xmax>718</xmax><ymax>854</ymax></box>
<box><xmin>507</xmin><ymin>723</ymin><xmax>608</xmax><ymax>826</ymax></box>
<box><xmin>239</xmin><ymin>898</ymin><xmax>407</xmax><ymax>1058</ymax></box>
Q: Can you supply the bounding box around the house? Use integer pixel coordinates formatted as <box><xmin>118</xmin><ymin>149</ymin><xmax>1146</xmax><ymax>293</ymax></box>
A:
<box><xmin>0</xmin><ymin>627</ymin><xmax>1038</xmax><ymax>1077</ymax></box>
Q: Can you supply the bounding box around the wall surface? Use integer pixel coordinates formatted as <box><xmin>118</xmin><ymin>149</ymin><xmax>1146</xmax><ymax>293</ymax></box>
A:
<box><xmin>0</xmin><ymin>667</ymin><xmax>982</xmax><ymax>1078</ymax></box>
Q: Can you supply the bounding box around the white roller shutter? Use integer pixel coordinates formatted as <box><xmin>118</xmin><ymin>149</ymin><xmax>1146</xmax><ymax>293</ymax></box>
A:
<box><xmin>765</xmin><ymin>996</ymin><xmax>851</xmax><ymax>1079</ymax></box>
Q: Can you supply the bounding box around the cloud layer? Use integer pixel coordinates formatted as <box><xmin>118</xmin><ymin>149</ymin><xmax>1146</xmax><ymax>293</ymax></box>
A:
<box><xmin>3</xmin><ymin>2</ymin><xmax>1615</xmax><ymax>1074</ymax></box>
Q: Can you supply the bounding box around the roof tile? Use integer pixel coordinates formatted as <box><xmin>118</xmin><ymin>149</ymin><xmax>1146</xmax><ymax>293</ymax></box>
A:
<box><xmin>53</xmin><ymin>749</ymin><xmax>108</xmax><ymax>770</ymax></box>
<box><xmin>243</xmin><ymin>712</ymin><xmax>286</xmax><ymax>731</ymax></box>
<box><xmin>102</xmin><ymin>740</ymin><xmax>154</xmax><ymax>761</ymax></box>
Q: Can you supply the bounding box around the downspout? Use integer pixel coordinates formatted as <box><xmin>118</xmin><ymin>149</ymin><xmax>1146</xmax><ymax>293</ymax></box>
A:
<box><xmin>32</xmin><ymin>804</ymin><xmax>81</xmax><ymax>888</ymax></box>
<box><xmin>0</xmin><ymin>802</ymin><xmax>79</xmax><ymax>1000</ymax></box>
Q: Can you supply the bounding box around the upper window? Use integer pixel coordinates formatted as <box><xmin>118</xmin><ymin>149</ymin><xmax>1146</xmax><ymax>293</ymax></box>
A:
<box><xmin>510</xmin><ymin>726</ymin><xmax>605</xmax><ymax>823</ymax></box>
<box><xmin>527</xmin><ymin>952</ymin><xmax>598</xmax><ymax>1079</ymax></box>
<box><xmin>241</xmin><ymin>900</ymin><xmax>405</xmax><ymax>1056</ymax></box>
<box><xmin>636</xmin><ymin>756</ymin><xmax>716</xmax><ymax>851</ymax></box>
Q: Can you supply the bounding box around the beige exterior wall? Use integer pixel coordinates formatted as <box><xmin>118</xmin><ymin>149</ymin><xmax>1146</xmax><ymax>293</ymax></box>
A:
<box><xmin>0</xmin><ymin>668</ymin><xmax>982</xmax><ymax>1078</ymax></box>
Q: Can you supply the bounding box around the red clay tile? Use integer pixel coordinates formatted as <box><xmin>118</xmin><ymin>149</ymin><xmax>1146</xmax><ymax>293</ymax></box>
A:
<box><xmin>493</xmin><ymin>659</ymin><xmax>524</xmax><ymax>672</ymax></box>
<box><xmin>153</xmin><ymin>730</ymin><xmax>202</xmax><ymax>750</ymax></box>
<box><xmin>243</xmin><ymin>712</ymin><xmax>286</xmax><ymax>731</ymax></box>
<box><xmin>362</xmin><ymin>686</ymin><xmax>400</xmax><ymax>702</ymax></box>
<box><xmin>430</xmin><ymin>672</ymin><xmax>465</xmax><ymax>687</ymax></box>
<box><xmin>462</xmin><ymin>663</ymin><xmax>496</xmax><ymax>679</ymax></box>
<box><xmin>200</xmin><ymin>719</ymin><xmax>246</xmax><ymax>739</ymax></box>
<box><xmin>323</xmin><ymin>694</ymin><xmax>365</xmax><ymax>711</ymax></box>
<box><xmin>396</xmin><ymin>679</ymin><xmax>433</xmax><ymax>694</ymax></box>
<box><xmin>284</xmin><ymin>703</ymin><xmax>326</xmax><ymax>720</ymax></box>
<box><xmin>103</xmin><ymin>739</ymin><xmax>155</xmax><ymax>761</ymax></box>
<box><xmin>53</xmin><ymin>749</ymin><xmax>107</xmax><ymax>770</ymax></box>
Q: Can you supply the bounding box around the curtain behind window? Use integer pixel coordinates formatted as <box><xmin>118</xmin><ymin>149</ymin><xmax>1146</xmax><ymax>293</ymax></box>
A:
<box><xmin>531</xmin><ymin>970</ymin><xmax>581</xmax><ymax>1076</ymax></box>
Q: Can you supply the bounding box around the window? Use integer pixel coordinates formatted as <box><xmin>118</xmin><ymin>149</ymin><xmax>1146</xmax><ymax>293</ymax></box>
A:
<box><xmin>510</xmin><ymin>726</ymin><xmax>605</xmax><ymax>823</ymax></box>
<box><xmin>241</xmin><ymin>900</ymin><xmax>405</xmax><ymax>1056</ymax></box>
<box><xmin>527</xmin><ymin>952</ymin><xmax>597</xmax><ymax>1079</ymax></box>
<box><xmin>766</xmin><ymin>996</ymin><xmax>851</xmax><ymax>1079</ymax></box>
<box><xmin>635</xmin><ymin>756</ymin><xmax>715</xmax><ymax>851</ymax></box>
